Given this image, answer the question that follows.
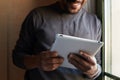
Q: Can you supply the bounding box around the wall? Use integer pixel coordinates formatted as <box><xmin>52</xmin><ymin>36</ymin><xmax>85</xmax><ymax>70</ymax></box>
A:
<box><xmin>7</xmin><ymin>0</ymin><xmax>56</xmax><ymax>80</ymax></box>
<box><xmin>0</xmin><ymin>0</ymin><xmax>95</xmax><ymax>80</ymax></box>
<box><xmin>0</xmin><ymin>0</ymin><xmax>8</xmax><ymax>80</ymax></box>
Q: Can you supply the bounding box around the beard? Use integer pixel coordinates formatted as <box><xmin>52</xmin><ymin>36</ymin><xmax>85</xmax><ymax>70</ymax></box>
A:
<box><xmin>58</xmin><ymin>0</ymin><xmax>86</xmax><ymax>14</ymax></box>
<box><xmin>64</xmin><ymin>1</ymin><xmax>82</xmax><ymax>14</ymax></box>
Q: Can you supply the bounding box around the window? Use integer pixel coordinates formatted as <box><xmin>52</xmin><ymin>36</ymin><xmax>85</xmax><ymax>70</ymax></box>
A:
<box><xmin>104</xmin><ymin>0</ymin><xmax>120</xmax><ymax>79</ymax></box>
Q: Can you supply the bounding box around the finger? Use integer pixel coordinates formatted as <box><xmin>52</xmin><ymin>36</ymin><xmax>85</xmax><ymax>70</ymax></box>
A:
<box><xmin>69</xmin><ymin>58</ymin><xmax>89</xmax><ymax>72</ymax></box>
<box><xmin>79</xmin><ymin>51</ymin><xmax>95</xmax><ymax>65</ymax></box>
<box><xmin>41</xmin><ymin>51</ymin><xmax>58</xmax><ymax>58</ymax></box>
<box><xmin>69</xmin><ymin>54</ymin><xmax>92</xmax><ymax>71</ymax></box>
<box><xmin>42</xmin><ymin>63</ymin><xmax>61</xmax><ymax>71</ymax></box>
<box><xmin>46</xmin><ymin>57</ymin><xmax>64</xmax><ymax>64</ymax></box>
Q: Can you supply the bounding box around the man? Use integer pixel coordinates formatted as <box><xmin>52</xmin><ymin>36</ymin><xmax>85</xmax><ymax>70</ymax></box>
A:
<box><xmin>12</xmin><ymin>0</ymin><xmax>102</xmax><ymax>80</ymax></box>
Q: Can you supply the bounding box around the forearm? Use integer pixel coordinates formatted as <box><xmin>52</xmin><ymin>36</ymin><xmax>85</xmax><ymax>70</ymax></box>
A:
<box><xmin>12</xmin><ymin>51</ymin><xmax>38</xmax><ymax>70</ymax></box>
<box><xmin>24</xmin><ymin>55</ymin><xmax>38</xmax><ymax>69</ymax></box>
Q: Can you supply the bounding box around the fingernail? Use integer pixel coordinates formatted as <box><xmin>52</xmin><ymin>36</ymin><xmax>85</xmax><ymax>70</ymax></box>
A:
<box><xmin>68</xmin><ymin>53</ymin><xmax>72</xmax><ymax>57</ymax></box>
<box><xmin>80</xmin><ymin>51</ymin><xmax>83</xmax><ymax>55</ymax></box>
<box><xmin>69</xmin><ymin>54</ymin><xmax>73</xmax><ymax>58</ymax></box>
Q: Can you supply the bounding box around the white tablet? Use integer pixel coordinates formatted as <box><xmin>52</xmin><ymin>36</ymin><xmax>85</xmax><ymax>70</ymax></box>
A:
<box><xmin>50</xmin><ymin>34</ymin><xmax>104</xmax><ymax>69</ymax></box>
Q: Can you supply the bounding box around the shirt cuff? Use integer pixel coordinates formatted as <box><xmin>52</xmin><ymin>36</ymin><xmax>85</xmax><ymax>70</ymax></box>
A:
<box><xmin>88</xmin><ymin>64</ymin><xmax>102</xmax><ymax>79</ymax></box>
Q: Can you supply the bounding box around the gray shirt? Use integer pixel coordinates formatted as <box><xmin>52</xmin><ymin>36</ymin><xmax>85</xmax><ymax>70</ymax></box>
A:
<box><xmin>12</xmin><ymin>2</ymin><xmax>102</xmax><ymax>80</ymax></box>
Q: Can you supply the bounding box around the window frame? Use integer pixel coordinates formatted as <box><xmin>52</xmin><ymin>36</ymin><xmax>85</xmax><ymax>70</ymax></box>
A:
<box><xmin>102</xmin><ymin>0</ymin><xmax>120</xmax><ymax>79</ymax></box>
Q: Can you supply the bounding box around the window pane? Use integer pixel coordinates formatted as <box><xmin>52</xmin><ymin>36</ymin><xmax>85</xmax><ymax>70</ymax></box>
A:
<box><xmin>111</xmin><ymin>0</ymin><xmax>120</xmax><ymax>77</ymax></box>
<box><xmin>105</xmin><ymin>0</ymin><xmax>120</xmax><ymax>77</ymax></box>
<box><xmin>105</xmin><ymin>76</ymin><xmax>114</xmax><ymax>80</ymax></box>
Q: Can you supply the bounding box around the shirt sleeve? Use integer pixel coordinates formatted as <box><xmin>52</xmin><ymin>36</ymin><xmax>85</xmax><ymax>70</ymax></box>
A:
<box><xmin>12</xmin><ymin>10</ymin><xmax>38</xmax><ymax>69</ymax></box>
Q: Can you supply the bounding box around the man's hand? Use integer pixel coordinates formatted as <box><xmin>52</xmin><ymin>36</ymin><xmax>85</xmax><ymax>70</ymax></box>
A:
<box><xmin>35</xmin><ymin>51</ymin><xmax>64</xmax><ymax>71</ymax></box>
<box><xmin>24</xmin><ymin>51</ymin><xmax>64</xmax><ymax>71</ymax></box>
<box><xmin>68</xmin><ymin>51</ymin><xmax>98</xmax><ymax>78</ymax></box>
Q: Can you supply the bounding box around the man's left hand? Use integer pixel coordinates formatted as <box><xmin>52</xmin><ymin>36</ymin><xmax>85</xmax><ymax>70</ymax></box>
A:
<box><xmin>68</xmin><ymin>51</ymin><xmax>98</xmax><ymax>78</ymax></box>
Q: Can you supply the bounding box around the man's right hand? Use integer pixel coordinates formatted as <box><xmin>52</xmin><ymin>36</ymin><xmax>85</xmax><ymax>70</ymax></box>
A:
<box><xmin>24</xmin><ymin>51</ymin><xmax>64</xmax><ymax>71</ymax></box>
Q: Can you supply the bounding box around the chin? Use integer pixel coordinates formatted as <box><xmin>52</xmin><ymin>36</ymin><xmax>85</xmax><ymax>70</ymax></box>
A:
<box><xmin>69</xmin><ymin>10</ymin><xmax>79</xmax><ymax>14</ymax></box>
<box><xmin>68</xmin><ymin>8</ymin><xmax>81</xmax><ymax>14</ymax></box>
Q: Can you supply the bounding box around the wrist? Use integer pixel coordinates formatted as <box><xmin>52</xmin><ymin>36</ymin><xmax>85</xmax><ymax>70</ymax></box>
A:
<box><xmin>84</xmin><ymin>64</ymin><xmax>101</xmax><ymax>79</ymax></box>
<box><xmin>24</xmin><ymin>55</ymin><xmax>38</xmax><ymax>69</ymax></box>
<box><xmin>84</xmin><ymin>65</ymin><xmax>98</xmax><ymax>78</ymax></box>
<box><xmin>88</xmin><ymin>67</ymin><xmax>99</xmax><ymax>78</ymax></box>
